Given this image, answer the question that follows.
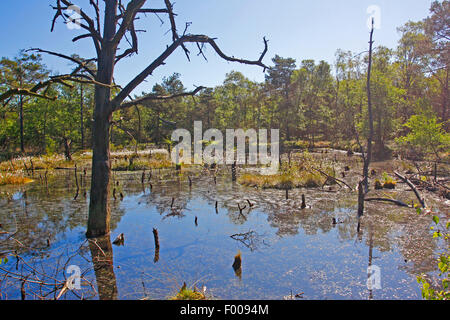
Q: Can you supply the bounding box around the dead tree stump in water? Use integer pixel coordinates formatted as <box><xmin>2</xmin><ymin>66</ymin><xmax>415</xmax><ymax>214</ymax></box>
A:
<box><xmin>357</xmin><ymin>180</ymin><xmax>365</xmax><ymax>217</ymax></box>
<box><xmin>232</xmin><ymin>251</ymin><xmax>242</xmax><ymax>271</ymax></box>
<box><xmin>231</xmin><ymin>161</ymin><xmax>237</xmax><ymax>182</ymax></box>
<box><xmin>301</xmin><ymin>194</ymin><xmax>306</xmax><ymax>209</ymax></box>
<box><xmin>152</xmin><ymin>228</ymin><xmax>160</xmax><ymax>249</ymax></box>
<box><xmin>153</xmin><ymin>228</ymin><xmax>160</xmax><ymax>263</ymax></box>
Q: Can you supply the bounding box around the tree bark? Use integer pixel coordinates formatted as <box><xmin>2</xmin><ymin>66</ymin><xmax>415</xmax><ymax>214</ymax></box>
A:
<box><xmin>19</xmin><ymin>94</ymin><xmax>24</xmax><ymax>153</ymax></box>
<box><xmin>86</xmin><ymin>108</ymin><xmax>112</xmax><ymax>238</ymax></box>
<box><xmin>363</xmin><ymin>22</ymin><xmax>375</xmax><ymax>193</ymax></box>
<box><xmin>86</xmin><ymin>1</ymin><xmax>118</xmax><ymax>238</ymax></box>
<box><xmin>80</xmin><ymin>84</ymin><xmax>85</xmax><ymax>150</ymax></box>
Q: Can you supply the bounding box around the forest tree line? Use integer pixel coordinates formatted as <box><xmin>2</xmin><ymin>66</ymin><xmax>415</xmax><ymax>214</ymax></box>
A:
<box><xmin>0</xmin><ymin>1</ymin><xmax>448</xmax><ymax>162</ymax></box>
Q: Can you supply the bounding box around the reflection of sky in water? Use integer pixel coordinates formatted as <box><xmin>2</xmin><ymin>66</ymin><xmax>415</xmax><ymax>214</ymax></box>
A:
<box><xmin>0</xmin><ymin>170</ymin><xmax>445</xmax><ymax>300</ymax></box>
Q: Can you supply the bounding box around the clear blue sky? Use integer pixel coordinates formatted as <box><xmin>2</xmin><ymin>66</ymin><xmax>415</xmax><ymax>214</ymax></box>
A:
<box><xmin>0</xmin><ymin>0</ymin><xmax>435</xmax><ymax>94</ymax></box>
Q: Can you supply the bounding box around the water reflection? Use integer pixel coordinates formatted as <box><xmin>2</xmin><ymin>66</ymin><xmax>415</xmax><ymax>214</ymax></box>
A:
<box><xmin>88</xmin><ymin>235</ymin><xmax>118</xmax><ymax>300</ymax></box>
<box><xmin>0</xmin><ymin>167</ymin><xmax>446</xmax><ymax>300</ymax></box>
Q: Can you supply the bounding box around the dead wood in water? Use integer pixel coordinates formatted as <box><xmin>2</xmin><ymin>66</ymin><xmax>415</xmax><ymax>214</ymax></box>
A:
<box><xmin>394</xmin><ymin>171</ymin><xmax>426</xmax><ymax>208</ymax></box>
<box><xmin>311</xmin><ymin>167</ymin><xmax>353</xmax><ymax>191</ymax></box>
<box><xmin>232</xmin><ymin>251</ymin><xmax>242</xmax><ymax>271</ymax></box>
<box><xmin>152</xmin><ymin>228</ymin><xmax>160</xmax><ymax>250</ymax></box>
<box><xmin>153</xmin><ymin>228</ymin><xmax>160</xmax><ymax>263</ymax></box>
<box><xmin>365</xmin><ymin>197</ymin><xmax>411</xmax><ymax>208</ymax></box>
<box><xmin>74</xmin><ymin>165</ymin><xmax>80</xmax><ymax>200</ymax></box>
<box><xmin>357</xmin><ymin>181</ymin><xmax>365</xmax><ymax>217</ymax></box>
<box><xmin>112</xmin><ymin>233</ymin><xmax>124</xmax><ymax>246</ymax></box>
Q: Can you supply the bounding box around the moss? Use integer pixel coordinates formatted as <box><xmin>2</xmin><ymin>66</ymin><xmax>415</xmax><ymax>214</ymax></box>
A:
<box><xmin>169</xmin><ymin>283</ymin><xmax>206</xmax><ymax>300</ymax></box>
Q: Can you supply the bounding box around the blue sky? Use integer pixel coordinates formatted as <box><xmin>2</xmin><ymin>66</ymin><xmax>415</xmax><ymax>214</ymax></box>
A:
<box><xmin>0</xmin><ymin>0</ymin><xmax>435</xmax><ymax>94</ymax></box>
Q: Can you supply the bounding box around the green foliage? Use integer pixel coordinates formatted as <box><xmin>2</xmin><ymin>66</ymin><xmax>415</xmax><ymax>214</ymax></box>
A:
<box><xmin>396</xmin><ymin>113</ymin><xmax>449</xmax><ymax>160</ymax></box>
<box><xmin>0</xmin><ymin>1</ymin><xmax>447</xmax><ymax>164</ymax></box>
<box><xmin>416</xmin><ymin>207</ymin><xmax>450</xmax><ymax>300</ymax></box>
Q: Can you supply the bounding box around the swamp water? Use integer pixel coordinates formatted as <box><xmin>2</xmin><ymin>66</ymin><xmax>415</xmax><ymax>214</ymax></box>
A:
<box><xmin>0</xmin><ymin>164</ymin><xmax>447</xmax><ymax>300</ymax></box>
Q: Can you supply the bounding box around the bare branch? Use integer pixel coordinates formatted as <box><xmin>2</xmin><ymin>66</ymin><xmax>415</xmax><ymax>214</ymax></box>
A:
<box><xmin>116</xmin><ymin>86</ymin><xmax>206</xmax><ymax>111</ymax></box>
<box><xmin>89</xmin><ymin>0</ymin><xmax>101</xmax><ymax>34</ymax></box>
<box><xmin>0</xmin><ymin>73</ymin><xmax>116</xmax><ymax>105</ymax></box>
<box><xmin>112</xmin><ymin>34</ymin><xmax>268</xmax><ymax>107</ymax></box>
<box><xmin>115</xmin><ymin>19</ymin><xmax>139</xmax><ymax>64</ymax></box>
<box><xmin>137</xmin><ymin>8</ymin><xmax>170</xmax><ymax>14</ymax></box>
<box><xmin>52</xmin><ymin>0</ymin><xmax>102</xmax><ymax>55</ymax></box>
<box><xmin>112</xmin><ymin>0</ymin><xmax>146</xmax><ymax>47</ymax></box>
<box><xmin>163</xmin><ymin>0</ymin><xmax>190</xmax><ymax>60</ymax></box>
<box><xmin>27</xmin><ymin>48</ymin><xmax>96</xmax><ymax>78</ymax></box>
<box><xmin>48</xmin><ymin>75</ymin><xmax>119</xmax><ymax>88</ymax></box>
<box><xmin>0</xmin><ymin>88</ymin><xmax>57</xmax><ymax>102</ymax></box>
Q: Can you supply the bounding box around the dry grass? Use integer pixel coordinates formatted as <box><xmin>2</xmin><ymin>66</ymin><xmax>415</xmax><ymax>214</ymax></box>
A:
<box><xmin>0</xmin><ymin>148</ymin><xmax>173</xmax><ymax>173</ymax></box>
<box><xmin>238</xmin><ymin>171</ymin><xmax>324</xmax><ymax>189</ymax></box>
<box><xmin>0</xmin><ymin>154</ymin><xmax>77</xmax><ymax>172</ymax></box>
<box><xmin>0</xmin><ymin>173</ymin><xmax>33</xmax><ymax>186</ymax></box>
<box><xmin>112</xmin><ymin>154</ymin><xmax>172</xmax><ymax>171</ymax></box>
<box><xmin>238</xmin><ymin>153</ymin><xmax>335</xmax><ymax>189</ymax></box>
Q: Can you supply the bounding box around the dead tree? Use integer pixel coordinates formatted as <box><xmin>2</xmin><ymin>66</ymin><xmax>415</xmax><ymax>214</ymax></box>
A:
<box><xmin>363</xmin><ymin>18</ymin><xmax>375</xmax><ymax>194</ymax></box>
<box><xmin>357</xmin><ymin>18</ymin><xmax>375</xmax><ymax>217</ymax></box>
<box><xmin>0</xmin><ymin>1</ymin><xmax>268</xmax><ymax>238</ymax></box>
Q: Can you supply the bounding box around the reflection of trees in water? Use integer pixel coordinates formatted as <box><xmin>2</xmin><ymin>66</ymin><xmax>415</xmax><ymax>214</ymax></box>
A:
<box><xmin>0</xmin><ymin>169</ymin><xmax>444</xmax><ymax>298</ymax></box>
<box><xmin>0</xmin><ymin>233</ymin><xmax>118</xmax><ymax>300</ymax></box>
<box><xmin>88</xmin><ymin>235</ymin><xmax>118</xmax><ymax>300</ymax></box>
<box><xmin>0</xmin><ymin>239</ymin><xmax>97</xmax><ymax>299</ymax></box>
<box><xmin>144</xmin><ymin>173</ymin><xmax>441</xmax><ymax>276</ymax></box>
<box><xmin>230</xmin><ymin>231</ymin><xmax>269</xmax><ymax>251</ymax></box>
<box><xmin>0</xmin><ymin>171</ymin><xmax>126</xmax><ymax>256</ymax></box>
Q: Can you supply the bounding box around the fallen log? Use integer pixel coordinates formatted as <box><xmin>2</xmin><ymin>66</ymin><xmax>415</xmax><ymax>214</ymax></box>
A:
<box><xmin>311</xmin><ymin>167</ymin><xmax>353</xmax><ymax>191</ymax></box>
<box><xmin>394</xmin><ymin>171</ymin><xmax>426</xmax><ymax>208</ymax></box>
<box><xmin>365</xmin><ymin>197</ymin><xmax>411</xmax><ymax>208</ymax></box>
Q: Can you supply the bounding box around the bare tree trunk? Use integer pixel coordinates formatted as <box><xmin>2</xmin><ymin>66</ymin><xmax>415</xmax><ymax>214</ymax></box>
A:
<box><xmin>80</xmin><ymin>84</ymin><xmax>85</xmax><ymax>150</ymax></box>
<box><xmin>363</xmin><ymin>21</ymin><xmax>375</xmax><ymax>193</ymax></box>
<box><xmin>42</xmin><ymin>102</ymin><xmax>48</xmax><ymax>152</ymax></box>
<box><xmin>135</xmin><ymin>105</ymin><xmax>141</xmax><ymax>144</ymax></box>
<box><xmin>86</xmin><ymin>1</ymin><xmax>117</xmax><ymax>238</ymax></box>
<box><xmin>87</xmin><ymin>100</ymin><xmax>112</xmax><ymax>238</ymax></box>
<box><xmin>19</xmin><ymin>94</ymin><xmax>24</xmax><ymax>153</ymax></box>
<box><xmin>63</xmin><ymin>137</ymin><xmax>72</xmax><ymax>161</ymax></box>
